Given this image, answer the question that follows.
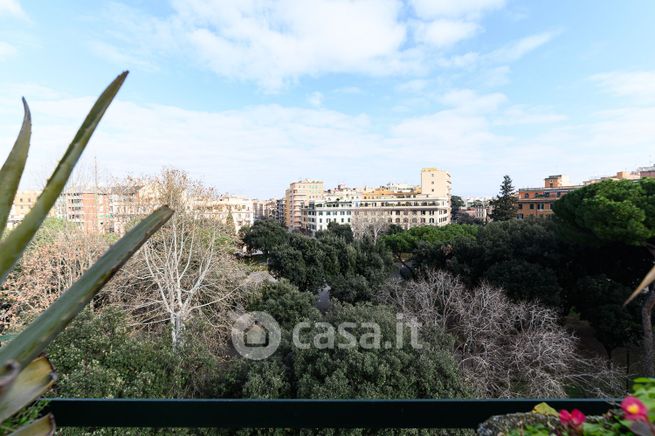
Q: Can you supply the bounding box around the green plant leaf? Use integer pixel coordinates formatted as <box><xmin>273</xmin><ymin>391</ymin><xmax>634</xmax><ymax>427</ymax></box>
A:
<box><xmin>0</xmin><ymin>98</ymin><xmax>31</xmax><ymax>239</ymax></box>
<box><xmin>0</xmin><ymin>205</ymin><xmax>172</xmax><ymax>371</ymax></box>
<box><xmin>625</xmin><ymin>265</ymin><xmax>655</xmax><ymax>306</ymax></box>
<box><xmin>532</xmin><ymin>402</ymin><xmax>558</xmax><ymax>416</ymax></box>
<box><xmin>0</xmin><ymin>71</ymin><xmax>128</xmax><ymax>286</ymax></box>
<box><xmin>0</xmin><ymin>356</ymin><xmax>55</xmax><ymax>423</ymax></box>
<box><xmin>8</xmin><ymin>412</ymin><xmax>55</xmax><ymax>436</ymax></box>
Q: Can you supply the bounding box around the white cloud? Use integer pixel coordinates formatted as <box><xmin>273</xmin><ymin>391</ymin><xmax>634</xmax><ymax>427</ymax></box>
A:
<box><xmin>90</xmin><ymin>0</ymin><xmax>551</xmax><ymax>91</ymax></box>
<box><xmin>333</xmin><ymin>86</ymin><xmax>362</xmax><ymax>94</ymax></box>
<box><xmin>490</xmin><ymin>31</ymin><xmax>557</xmax><ymax>62</ymax></box>
<box><xmin>591</xmin><ymin>71</ymin><xmax>655</xmax><ymax>102</ymax></box>
<box><xmin>439</xmin><ymin>89</ymin><xmax>507</xmax><ymax>112</ymax></box>
<box><xmin>0</xmin><ymin>41</ymin><xmax>16</xmax><ymax>59</ymax></box>
<box><xmin>88</xmin><ymin>40</ymin><xmax>158</xmax><ymax>71</ymax></box>
<box><xmin>494</xmin><ymin>105</ymin><xmax>567</xmax><ymax>125</ymax></box>
<box><xmin>396</xmin><ymin>79</ymin><xmax>429</xmax><ymax>93</ymax></box>
<box><xmin>308</xmin><ymin>92</ymin><xmax>323</xmax><ymax>107</ymax></box>
<box><xmin>410</xmin><ymin>0</ymin><xmax>506</xmax><ymax>19</ymax></box>
<box><xmin>414</xmin><ymin>19</ymin><xmax>479</xmax><ymax>48</ymax></box>
<box><xmin>0</xmin><ymin>0</ymin><xmax>27</xmax><ymax>20</ymax></box>
<box><xmin>176</xmin><ymin>0</ymin><xmax>409</xmax><ymax>91</ymax></box>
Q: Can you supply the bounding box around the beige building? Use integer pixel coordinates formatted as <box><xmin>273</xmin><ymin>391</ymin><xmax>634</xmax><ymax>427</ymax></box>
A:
<box><xmin>253</xmin><ymin>198</ymin><xmax>278</xmax><ymax>221</ymax></box>
<box><xmin>7</xmin><ymin>191</ymin><xmax>41</xmax><ymax>229</ymax></box>
<box><xmin>195</xmin><ymin>195</ymin><xmax>254</xmax><ymax>233</ymax></box>
<box><xmin>284</xmin><ymin>179</ymin><xmax>324</xmax><ymax>230</ymax></box>
<box><xmin>583</xmin><ymin>171</ymin><xmax>640</xmax><ymax>185</ymax></box>
<box><xmin>353</xmin><ymin>168</ymin><xmax>451</xmax><ymax>230</ymax></box>
<box><xmin>421</xmin><ymin>167</ymin><xmax>451</xmax><ymax>198</ymax></box>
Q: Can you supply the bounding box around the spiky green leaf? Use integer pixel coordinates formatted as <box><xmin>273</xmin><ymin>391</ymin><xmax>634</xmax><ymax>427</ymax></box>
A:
<box><xmin>0</xmin><ymin>71</ymin><xmax>128</xmax><ymax>285</ymax></box>
<box><xmin>0</xmin><ymin>205</ymin><xmax>172</xmax><ymax>370</ymax></box>
<box><xmin>0</xmin><ymin>356</ymin><xmax>55</xmax><ymax>423</ymax></box>
<box><xmin>8</xmin><ymin>412</ymin><xmax>55</xmax><ymax>436</ymax></box>
<box><xmin>0</xmin><ymin>99</ymin><xmax>31</xmax><ymax>239</ymax></box>
<box><xmin>625</xmin><ymin>264</ymin><xmax>655</xmax><ymax>306</ymax></box>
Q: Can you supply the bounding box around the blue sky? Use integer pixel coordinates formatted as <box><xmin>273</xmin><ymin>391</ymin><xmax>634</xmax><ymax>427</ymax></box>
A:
<box><xmin>1</xmin><ymin>0</ymin><xmax>654</xmax><ymax>199</ymax></box>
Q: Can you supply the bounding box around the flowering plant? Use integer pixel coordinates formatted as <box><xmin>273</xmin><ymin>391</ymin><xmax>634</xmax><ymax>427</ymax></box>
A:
<box><xmin>507</xmin><ymin>378</ymin><xmax>655</xmax><ymax>435</ymax></box>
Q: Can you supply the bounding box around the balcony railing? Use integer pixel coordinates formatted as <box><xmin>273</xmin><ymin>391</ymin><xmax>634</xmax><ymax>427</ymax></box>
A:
<box><xmin>48</xmin><ymin>398</ymin><xmax>617</xmax><ymax>429</ymax></box>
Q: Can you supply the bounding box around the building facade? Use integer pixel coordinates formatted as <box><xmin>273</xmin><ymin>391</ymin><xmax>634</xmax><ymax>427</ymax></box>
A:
<box><xmin>303</xmin><ymin>198</ymin><xmax>358</xmax><ymax>233</ymax></box>
<box><xmin>517</xmin><ymin>175</ymin><xmax>579</xmax><ymax>219</ymax></box>
<box><xmin>253</xmin><ymin>198</ymin><xmax>277</xmax><ymax>221</ymax></box>
<box><xmin>55</xmin><ymin>190</ymin><xmax>112</xmax><ymax>233</ymax></box>
<box><xmin>205</xmin><ymin>196</ymin><xmax>254</xmax><ymax>232</ymax></box>
<box><xmin>300</xmin><ymin>168</ymin><xmax>451</xmax><ymax>234</ymax></box>
<box><xmin>275</xmin><ymin>199</ymin><xmax>285</xmax><ymax>225</ymax></box>
<box><xmin>284</xmin><ymin>179</ymin><xmax>325</xmax><ymax>230</ymax></box>
<box><xmin>7</xmin><ymin>191</ymin><xmax>41</xmax><ymax>229</ymax></box>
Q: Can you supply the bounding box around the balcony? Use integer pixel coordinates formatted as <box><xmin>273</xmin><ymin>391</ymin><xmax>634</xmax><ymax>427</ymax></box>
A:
<box><xmin>48</xmin><ymin>398</ymin><xmax>616</xmax><ymax>430</ymax></box>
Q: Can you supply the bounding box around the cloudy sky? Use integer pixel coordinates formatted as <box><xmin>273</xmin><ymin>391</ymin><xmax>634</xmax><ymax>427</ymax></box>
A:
<box><xmin>1</xmin><ymin>0</ymin><xmax>654</xmax><ymax>198</ymax></box>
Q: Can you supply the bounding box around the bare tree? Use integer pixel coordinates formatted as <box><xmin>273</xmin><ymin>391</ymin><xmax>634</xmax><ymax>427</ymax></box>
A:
<box><xmin>351</xmin><ymin>214</ymin><xmax>389</xmax><ymax>243</ymax></box>
<box><xmin>379</xmin><ymin>270</ymin><xmax>624</xmax><ymax>398</ymax></box>
<box><xmin>1</xmin><ymin>221</ymin><xmax>107</xmax><ymax>332</ymax></box>
<box><xmin>111</xmin><ymin>169</ymin><xmax>248</xmax><ymax>349</ymax></box>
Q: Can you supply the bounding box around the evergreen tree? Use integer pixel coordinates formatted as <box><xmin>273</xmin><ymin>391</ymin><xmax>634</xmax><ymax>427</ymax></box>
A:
<box><xmin>225</xmin><ymin>211</ymin><xmax>236</xmax><ymax>237</ymax></box>
<box><xmin>489</xmin><ymin>175</ymin><xmax>518</xmax><ymax>221</ymax></box>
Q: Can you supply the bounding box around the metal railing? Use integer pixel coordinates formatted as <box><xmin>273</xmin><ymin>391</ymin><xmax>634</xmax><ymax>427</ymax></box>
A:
<box><xmin>48</xmin><ymin>398</ymin><xmax>618</xmax><ymax>429</ymax></box>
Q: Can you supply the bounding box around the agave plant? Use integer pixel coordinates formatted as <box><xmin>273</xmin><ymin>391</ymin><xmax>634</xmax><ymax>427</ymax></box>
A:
<box><xmin>0</xmin><ymin>72</ymin><xmax>173</xmax><ymax>434</ymax></box>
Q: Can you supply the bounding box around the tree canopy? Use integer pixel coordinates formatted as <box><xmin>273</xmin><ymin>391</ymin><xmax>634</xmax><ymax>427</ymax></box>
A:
<box><xmin>553</xmin><ymin>178</ymin><xmax>655</xmax><ymax>247</ymax></box>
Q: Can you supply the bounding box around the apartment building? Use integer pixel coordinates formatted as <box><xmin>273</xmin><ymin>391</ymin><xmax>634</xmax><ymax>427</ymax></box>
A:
<box><xmin>7</xmin><ymin>191</ymin><xmax>40</xmax><ymax>229</ymax></box>
<box><xmin>253</xmin><ymin>198</ymin><xmax>278</xmax><ymax>221</ymax></box>
<box><xmin>518</xmin><ymin>167</ymin><xmax>654</xmax><ymax>220</ymax></box>
<box><xmin>204</xmin><ymin>196</ymin><xmax>254</xmax><ymax>232</ymax></box>
<box><xmin>275</xmin><ymin>199</ymin><xmax>285</xmax><ymax>225</ymax></box>
<box><xmin>55</xmin><ymin>190</ymin><xmax>112</xmax><ymax>233</ymax></box>
<box><xmin>303</xmin><ymin>198</ymin><xmax>357</xmax><ymax>233</ymax></box>
<box><xmin>517</xmin><ymin>175</ymin><xmax>579</xmax><ymax>219</ymax></box>
<box><xmin>353</xmin><ymin>168</ymin><xmax>450</xmax><ymax>231</ymax></box>
<box><xmin>301</xmin><ymin>168</ymin><xmax>451</xmax><ymax>234</ymax></box>
<box><xmin>284</xmin><ymin>179</ymin><xmax>324</xmax><ymax>230</ymax></box>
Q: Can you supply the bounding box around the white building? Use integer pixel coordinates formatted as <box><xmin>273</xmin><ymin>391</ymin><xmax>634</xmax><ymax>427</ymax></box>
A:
<box><xmin>303</xmin><ymin>198</ymin><xmax>359</xmax><ymax>233</ymax></box>
<box><xmin>300</xmin><ymin>168</ymin><xmax>452</xmax><ymax>234</ymax></box>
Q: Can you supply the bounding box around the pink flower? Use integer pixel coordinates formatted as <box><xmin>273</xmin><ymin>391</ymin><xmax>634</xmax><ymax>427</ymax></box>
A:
<box><xmin>560</xmin><ymin>409</ymin><xmax>586</xmax><ymax>430</ymax></box>
<box><xmin>622</xmin><ymin>396</ymin><xmax>649</xmax><ymax>422</ymax></box>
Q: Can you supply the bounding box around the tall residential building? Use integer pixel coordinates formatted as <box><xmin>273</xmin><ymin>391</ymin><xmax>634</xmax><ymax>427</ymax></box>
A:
<box><xmin>421</xmin><ymin>167</ymin><xmax>451</xmax><ymax>198</ymax></box>
<box><xmin>55</xmin><ymin>190</ymin><xmax>112</xmax><ymax>233</ymax></box>
<box><xmin>275</xmin><ymin>198</ymin><xmax>286</xmax><ymax>225</ymax></box>
<box><xmin>284</xmin><ymin>179</ymin><xmax>324</xmax><ymax>230</ymax></box>
<box><xmin>517</xmin><ymin>175</ymin><xmax>579</xmax><ymax>219</ymax></box>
